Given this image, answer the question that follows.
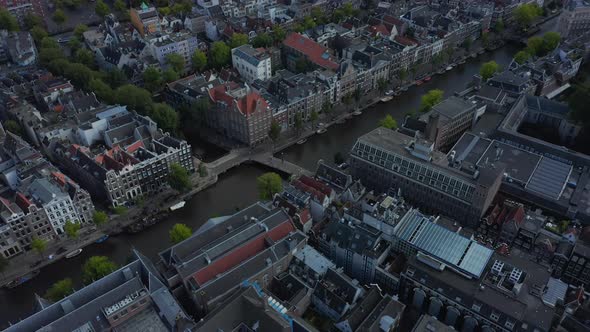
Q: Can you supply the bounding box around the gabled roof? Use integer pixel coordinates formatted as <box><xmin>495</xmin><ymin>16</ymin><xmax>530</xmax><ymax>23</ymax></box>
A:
<box><xmin>283</xmin><ymin>33</ymin><xmax>339</xmax><ymax>71</ymax></box>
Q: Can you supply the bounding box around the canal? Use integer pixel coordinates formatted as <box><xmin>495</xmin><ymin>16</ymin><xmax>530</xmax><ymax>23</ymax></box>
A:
<box><xmin>0</xmin><ymin>43</ymin><xmax>519</xmax><ymax>327</ymax></box>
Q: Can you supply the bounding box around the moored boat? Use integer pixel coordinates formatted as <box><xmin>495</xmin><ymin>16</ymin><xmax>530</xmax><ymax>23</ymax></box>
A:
<box><xmin>5</xmin><ymin>270</ymin><xmax>40</xmax><ymax>288</ymax></box>
<box><xmin>95</xmin><ymin>234</ymin><xmax>109</xmax><ymax>243</ymax></box>
<box><xmin>65</xmin><ymin>248</ymin><xmax>83</xmax><ymax>259</ymax></box>
<box><xmin>170</xmin><ymin>201</ymin><xmax>186</xmax><ymax>211</ymax></box>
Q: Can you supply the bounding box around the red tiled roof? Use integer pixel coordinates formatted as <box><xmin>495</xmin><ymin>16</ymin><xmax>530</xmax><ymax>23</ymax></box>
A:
<box><xmin>15</xmin><ymin>192</ymin><xmax>32</xmax><ymax>211</ymax></box>
<box><xmin>394</xmin><ymin>35</ymin><xmax>417</xmax><ymax>46</ymax></box>
<box><xmin>299</xmin><ymin>175</ymin><xmax>332</xmax><ymax>196</ymax></box>
<box><xmin>370</xmin><ymin>24</ymin><xmax>390</xmax><ymax>36</ymax></box>
<box><xmin>51</xmin><ymin>171</ymin><xmax>67</xmax><ymax>187</ymax></box>
<box><xmin>283</xmin><ymin>33</ymin><xmax>339</xmax><ymax>71</ymax></box>
<box><xmin>299</xmin><ymin>208</ymin><xmax>312</xmax><ymax>225</ymax></box>
<box><xmin>192</xmin><ymin>219</ymin><xmax>294</xmax><ymax>285</ymax></box>
<box><xmin>383</xmin><ymin>15</ymin><xmax>404</xmax><ymax>28</ymax></box>
<box><xmin>208</xmin><ymin>82</ymin><xmax>270</xmax><ymax>116</ymax></box>
<box><xmin>0</xmin><ymin>197</ymin><xmax>13</xmax><ymax>212</ymax></box>
<box><xmin>292</xmin><ymin>179</ymin><xmax>325</xmax><ymax>203</ymax></box>
<box><xmin>126</xmin><ymin>140</ymin><xmax>145</xmax><ymax>153</ymax></box>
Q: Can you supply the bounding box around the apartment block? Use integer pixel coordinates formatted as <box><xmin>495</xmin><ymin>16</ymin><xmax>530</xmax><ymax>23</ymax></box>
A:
<box><xmin>232</xmin><ymin>44</ymin><xmax>272</xmax><ymax>83</ymax></box>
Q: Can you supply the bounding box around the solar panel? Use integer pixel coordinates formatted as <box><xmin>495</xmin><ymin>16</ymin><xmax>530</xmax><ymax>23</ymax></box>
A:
<box><xmin>526</xmin><ymin>157</ymin><xmax>572</xmax><ymax>199</ymax></box>
<box><xmin>395</xmin><ymin>210</ymin><xmax>493</xmax><ymax>278</ymax></box>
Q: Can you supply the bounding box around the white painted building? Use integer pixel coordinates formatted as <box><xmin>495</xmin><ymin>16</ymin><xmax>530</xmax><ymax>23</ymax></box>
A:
<box><xmin>28</xmin><ymin>178</ymin><xmax>81</xmax><ymax>235</ymax></box>
<box><xmin>231</xmin><ymin>44</ymin><xmax>272</xmax><ymax>82</ymax></box>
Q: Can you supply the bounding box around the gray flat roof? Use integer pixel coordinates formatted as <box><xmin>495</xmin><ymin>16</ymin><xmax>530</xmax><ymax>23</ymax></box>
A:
<box><xmin>394</xmin><ymin>209</ymin><xmax>493</xmax><ymax>278</ymax></box>
<box><xmin>431</xmin><ymin>96</ymin><xmax>476</xmax><ymax>120</ymax></box>
<box><xmin>526</xmin><ymin>157</ymin><xmax>572</xmax><ymax>200</ymax></box>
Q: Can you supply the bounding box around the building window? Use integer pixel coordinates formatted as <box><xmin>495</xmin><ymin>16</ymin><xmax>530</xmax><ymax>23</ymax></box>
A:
<box><xmin>505</xmin><ymin>320</ymin><xmax>515</xmax><ymax>330</ymax></box>
<box><xmin>490</xmin><ymin>311</ymin><xmax>500</xmax><ymax>322</ymax></box>
<box><xmin>471</xmin><ymin>303</ymin><xmax>481</xmax><ymax>312</ymax></box>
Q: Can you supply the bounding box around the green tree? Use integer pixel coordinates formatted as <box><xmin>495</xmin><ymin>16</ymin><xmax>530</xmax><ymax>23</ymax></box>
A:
<box><xmin>462</xmin><ymin>38</ymin><xmax>472</xmax><ymax>51</ymax></box>
<box><xmin>419</xmin><ymin>89</ymin><xmax>444</xmax><ymax>112</ymax></box>
<box><xmin>526</xmin><ymin>36</ymin><xmax>544</xmax><ymax>56</ymax></box>
<box><xmin>191</xmin><ymin>50</ymin><xmax>207</xmax><ymax>72</ymax></box>
<box><xmin>89</xmin><ymin>79</ymin><xmax>115</xmax><ymax>104</ymax></box>
<box><xmin>269</xmin><ymin>120</ymin><xmax>281</xmax><ymax>141</ymax></box>
<box><xmin>68</xmin><ymin>38</ymin><xmax>81</xmax><ymax>51</ymax></box>
<box><xmin>45</xmin><ymin>278</ymin><xmax>74</xmax><ymax>301</ymax></box>
<box><xmin>310</xmin><ymin>110</ymin><xmax>319</xmax><ymax>127</ymax></box>
<box><xmin>82</xmin><ymin>256</ymin><xmax>117</xmax><ymax>283</ymax></box>
<box><xmin>494</xmin><ymin>19</ymin><xmax>504</xmax><ymax>33</ymax></box>
<box><xmin>115</xmin><ymin>84</ymin><xmax>153</xmax><ymax>113</ymax></box>
<box><xmin>95</xmin><ymin>0</ymin><xmax>110</xmax><ymax>18</ymax></box>
<box><xmin>113</xmin><ymin>205</ymin><xmax>127</xmax><ymax>215</ymax></box>
<box><xmin>542</xmin><ymin>31</ymin><xmax>561</xmax><ymax>54</ymax></box>
<box><xmin>165</xmin><ymin>53</ymin><xmax>185</xmax><ymax>73</ymax></box>
<box><xmin>272</xmin><ymin>25</ymin><xmax>286</xmax><ymax>43</ymax></box>
<box><xmin>377</xmin><ymin>78</ymin><xmax>388</xmax><ymax>94</ymax></box>
<box><xmin>514</xmin><ymin>50</ymin><xmax>531</xmax><ymax>64</ymax></box>
<box><xmin>302</xmin><ymin>16</ymin><xmax>316</xmax><ymax>30</ymax></box>
<box><xmin>73</xmin><ymin>24</ymin><xmax>88</xmax><ymax>40</ymax></box>
<box><xmin>321</xmin><ymin>100</ymin><xmax>333</xmax><ymax>114</ymax></box>
<box><xmin>149</xmin><ymin>103</ymin><xmax>178</xmax><ymax>133</ymax></box>
<box><xmin>92</xmin><ymin>210</ymin><xmax>108</xmax><ymax>225</ymax></box>
<box><xmin>24</xmin><ymin>13</ymin><xmax>43</xmax><ymax>29</ymax></box>
<box><xmin>31</xmin><ymin>26</ymin><xmax>49</xmax><ymax>43</ymax></box>
<box><xmin>209</xmin><ymin>41</ymin><xmax>231</xmax><ymax>69</ymax></box>
<box><xmin>480</xmin><ymin>60</ymin><xmax>500</xmax><ymax>81</ymax></box>
<box><xmin>252</xmin><ymin>33</ymin><xmax>273</xmax><ymax>48</ymax></box>
<box><xmin>114</xmin><ymin>0</ymin><xmax>127</xmax><ymax>12</ymax></box>
<box><xmin>143</xmin><ymin>66</ymin><xmax>163</xmax><ymax>92</ymax></box>
<box><xmin>3</xmin><ymin>120</ymin><xmax>22</xmax><ymax>136</ymax></box>
<box><xmin>52</xmin><ymin>9</ymin><xmax>67</xmax><ymax>26</ymax></box>
<box><xmin>64</xmin><ymin>63</ymin><xmax>95</xmax><ymax>89</ymax></box>
<box><xmin>0</xmin><ymin>8</ymin><xmax>19</xmax><ymax>31</ymax></box>
<box><xmin>229</xmin><ymin>33</ymin><xmax>249</xmax><ymax>48</ymax></box>
<box><xmin>64</xmin><ymin>220</ymin><xmax>80</xmax><ymax>239</ymax></box>
<box><xmin>104</xmin><ymin>68</ymin><xmax>128</xmax><ymax>88</ymax></box>
<box><xmin>514</xmin><ymin>3</ymin><xmax>541</xmax><ymax>30</ymax></box>
<box><xmin>169</xmin><ymin>223</ymin><xmax>192</xmax><ymax>244</ymax></box>
<box><xmin>481</xmin><ymin>32</ymin><xmax>490</xmax><ymax>48</ymax></box>
<box><xmin>379</xmin><ymin>114</ymin><xmax>398</xmax><ymax>129</ymax></box>
<box><xmin>398</xmin><ymin>68</ymin><xmax>408</xmax><ymax>84</ymax></box>
<box><xmin>31</xmin><ymin>237</ymin><xmax>47</xmax><ymax>256</ymax></box>
<box><xmin>162</xmin><ymin>68</ymin><xmax>179</xmax><ymax>83</ymax></box>
<box><xmin>168</xmin><ymin>163</ymin><xmax>191</xmax><ymax>192</ymax></box>
<box><xmin>75</xmin><ymin>48</ymin><xmax>95</xmax><ymax>68</ymax></box>
<box><xmin>257</xmin><ymin>172</ymin><xmax>282</xmax><ymax>200</ymax></box>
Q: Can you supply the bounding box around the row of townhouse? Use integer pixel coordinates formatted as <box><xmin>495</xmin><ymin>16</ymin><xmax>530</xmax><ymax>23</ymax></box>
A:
<box><xmin>0</xmin><ymin>129</ymin><xmax>94</xmax><ymax>259</ymax></box>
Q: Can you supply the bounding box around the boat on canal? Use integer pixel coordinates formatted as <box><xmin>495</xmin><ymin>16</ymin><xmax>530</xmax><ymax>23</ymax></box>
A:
<box><xmin>424</xmin><ymin>76</ymin><xmax>431</xmax><ymax>82</ymax></box>
<box><xmin>95</xmin><ymin>234</ymin><xmax>109</xmax><ymax>243</ymax></box>
<box><xmin>170</xmin><ymin>201</ymin><xmax>186</xmax><ymax>211</ymax></box>
<box><xmin>445</xmin><ymin>65</ymin><xmax>453</xmax><ymax>71</ymax></box>
<box><xmin>65</xmin><ymin>248</ymin><xmax>83</xmax><ymax>259</ymax></box>
<box><xmin>296</xmin><ymin>138</ymin><xmax>307</xmax><ymax>145</ymax></box>
<box><xmin>380</xmin><ymin>96</ymin><xmax>393</xmax><ymax>102</ymax></box>
<box><xmin>5</xmin><ymin>270</ymin><xmax>40</xmax><ymax>288</ymax></box>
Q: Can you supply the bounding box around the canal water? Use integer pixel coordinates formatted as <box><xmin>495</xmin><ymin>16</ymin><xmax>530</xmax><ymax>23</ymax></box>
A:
<box><xmin>0</xmin><ymin>43</ymin><xmax>519</xmax><ymax>327</ymax></box>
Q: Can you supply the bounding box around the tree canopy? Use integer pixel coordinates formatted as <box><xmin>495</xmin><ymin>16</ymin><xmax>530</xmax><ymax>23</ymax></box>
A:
<box><xmin>480</xmin><ymin>61</ymin><xmax>500</xmax><ymax>81</ymax></box>
<box><xmin>209</xmin><ymin>41</ymin><xmax>231</xmax><ymax>69</ymax></box>
<box><xmin>166</xmin><ymin>53</ymin><xmax>185</xmax><ymax>73</ymax></box>
<box><xmin>31</xmin><ymin>237</ymin><xmax>47</xmax><ymax>255</ymax></box>
<box><xmin>149</xmin><ymin>103</ymin><xmax>178</xmax><ymax>133</ymax></box>
<box><xmin>229</xmin><ymin>33</ymin><xmax>249</xmax><ymax>49</ymax></box>
<box><xmin>82</xmin><ymin>256</ymin><xmax>117</xmax><ymax>283</ymax></box>
<box><xmin>0</xmin><ymin>8</ymin><xmax>19</xmax><ymax>31</ymax></box>
<box><xmin>92</xmin><ymin>210</ymin><xmax>108</xmax><ymax>225</ymax></box>
<box><xmin>4</xmin><ymin>120</ymin><xmax>22</xmax><ymax>136</ymax></box>
<box><xmin>419</xmin><ymin>89</ymin><xmax>444</xmax><ymax>112</ymax></box>
<box><xmin>514</xmin><ymin>50</ymin><xmax>531</xmax><ymax>64</ymax></box>
<box><xmin>513</xmin><ymin>3</ymin><xmax>542</xmax><ymax>29</ymax></box>
<box><xmin>52</xmin><ymin>9</ymin><xmax>67</xmax><ymax>26</ymax></box>
<box><xmin>257</xmin><ymin>172</ymin><xmax>282</xmax><ymax>200</ymax></box>
<box><xmin>45</xmin><ymin>278</ymin><xmax>75</xmax><ymax>302</ymax></box>
<box><xmin>379</xmin><ymin>115</ymin><xmax>398</xmax><ymax>129</ymax></box>
<box><xmin>191</xmin><ymin>50</ymin><xmax>207</xmax><ymax>72</ymax></box>
<box><xmin>169</xmin><ymin>223</ymin><xmax>192</xmax><ymax>244</ymax></box>
<box><xmin>64</xmin><ymin>220</ymin><xmax>80</xmax><ymax>239</ymax></box>
<box><xmin>95</xmin><ymin>0</ymin><xmax>111</xmax><ymax>18</ymax></box>
<box><xmin>269</xmin><ymin>120</ymin><xmax>281</xmax><ymax>141</ymax></box>
<box><xmin>168</xmin><ymin>163</ymin><xmax>191</xmax><ymax>192</ymax></box>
